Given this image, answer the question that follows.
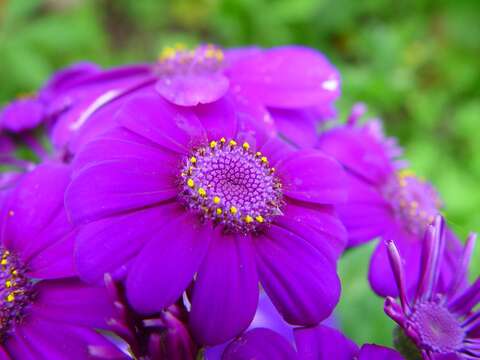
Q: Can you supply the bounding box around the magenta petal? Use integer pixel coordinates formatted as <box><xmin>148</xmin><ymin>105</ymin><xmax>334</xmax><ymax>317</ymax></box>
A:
<box><xmin>222</xmin><ymin>328</ymin><xmax>296</xmax><ymax>360</ymax></box>
<box><xmin>277</xmin><ymin>150</ymin><xmax>347</xmax><ymax>205</ymax></box>
<box><xmin>66</xmin><ymin>158</ymin><xmax>177</xmax><ymax>224</ymax></box>
<box><xmin>358</xmin><ymin>344</ymin><xmax>404</xmax><ymax>360</ymax></box>
<box><xmin>227</xmin><ymin>46</ymin><xmax>340</xmax><ymax>108</ymax></box>
<box><xmin>126</xmin><ymin>212</ymin><xmax>211</xmax><ymax>314</ymax></box>
<box><xmin>275</xmin><ymin>201</ymin><xmax>347</xmax><ymax>262</ymax></box>
<box><xmin>256</xmin><ymin>225</ymin><xmax>341</xmax><ymax>325</ymax></box>
<box><xmin>31</xmin><ymin>278</ymin><xmax>114</xmax><ymax>329</ymax></box>
<box><xmin>0</xmin><ymin>98</ymin><xmax>44</xmax><ymax>133</ymax></box>
<box><xmin>190</xmin><ymin>232</ymin><xmax>259</xmax><ymax>346</ymax></box>
<box><xmin>294</xmin><ymin>325</ymin><xmax>358</xmax><ymax>360</ymax></box>
<box><xmin>117</xmin><ymin>93</ymin><xmax>207</xmax><ymax>153</ymax></box>
<box><xmin>269</xmin><ymin>108</ymin><xmax>319</xmax><ymax>148</ymax></box>
<box><xmin>2</xmin><ymin>163</ymin><xmax>72</xmax><ymax>257</ymax></box>
<box><xmin>156</xmin><ymin>72</ymin><xmax>229</xmax><ymax>107</ymax></box>
<box><xmin>75</xmin><ymin>203</ymin><xmax>179</xmax><ymax>284</ymax></box>
<box><xmin>194</xmin><ymin>97</ymin><xmax>237</xmax><ymax>141</ymax></box>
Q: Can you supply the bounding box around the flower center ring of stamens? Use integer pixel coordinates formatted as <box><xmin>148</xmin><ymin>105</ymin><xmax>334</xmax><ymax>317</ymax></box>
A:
<box><xmin>179</xmin><ymin>138</ymin><xmax>283</xmax><ymax>234</ymax></box>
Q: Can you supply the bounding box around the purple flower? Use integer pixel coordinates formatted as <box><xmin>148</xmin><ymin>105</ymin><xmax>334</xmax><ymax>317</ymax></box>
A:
<box><xmin>65</xmin><ymin>92</ymin><xmax>348</xmax><ymax>346</ymax></box>
<box><xmin>222</xmin><ymin>325</ymin><xmax>403</xmax><ymax>360</ymax></box>
<box><xmin>385</xmin><ymin>215</ymin><xmax>479</xmax><ymax>360</ymax></box>
<box><xmin>52</xmin><ymin>45</ymin><xmax>340</xmax><ymax>155</ymax></box>
<box><xmin>0</xmin><ymin>62</ymin><xmax>101</xmax><ymax>134</ymax></box>
<box><xmin>0</xmin><ymin>163</ymin><xmax>122</xmax><ymax>359</ymax></box>
<box><xmin>317</xmin><ymin>112</ymin><xmax>462</xmax><ymax>297</ymax></box>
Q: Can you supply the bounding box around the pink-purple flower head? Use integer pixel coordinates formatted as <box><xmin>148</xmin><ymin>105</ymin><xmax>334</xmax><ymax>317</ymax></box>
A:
<box><xmin>222</xmin><ymin>325</ymin><xmax>403</xmax><ymax>360</ymax></box>
<box><xmin>317</xmin><ymin>109</ymin><xmax>462</xmax><ymax>297</ymax></box>
<box><xmin>0</xmin><ymin>164</ymin><xmax>122</xmax><ymax>359</ymax></box>
<box><xmin>65</xmin><ymin>91</ymin><xmax>348</xmax><ymax>346</ymax></box>
<box><xmin>385</xmin><ymin>215</ymin><xmax>479</xmax><ymax>360</ymax></box>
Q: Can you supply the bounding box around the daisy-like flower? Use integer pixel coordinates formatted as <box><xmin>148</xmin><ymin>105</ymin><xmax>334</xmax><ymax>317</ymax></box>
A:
<box><xmin>65</xmin><ymin>92</ymin><xmax>348</xmax><ymax>346</ymax></box>
<box><xmin>317</xmin><ymin>109</ymin><xmax>462</xmax><ymax>297</ymax></box>
<box><xmin>52</xmin><ymin>44</ymin><xmax>340</xmax><ymax>155</ymax></box>
<box><xmin>222</xmin><ymin>325</ymin><xmax>403</xmax><ymax>360</ymax></box>
<box><xmin>385</xmin><ymin>215</ymin><xmax>479</xmax><ymax>360</ymax></box>
<box><xmin>0</xmin><ymin>164</ymin><xmax>123</xmax><ymax>359</ymax></box>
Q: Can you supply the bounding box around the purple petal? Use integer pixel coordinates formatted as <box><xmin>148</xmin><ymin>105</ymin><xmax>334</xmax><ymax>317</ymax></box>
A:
<box><xmin>75</xmin><ymin>203</ymin><xmax>180</xmax><ymax>284</ymax></box>
<box><xmin>227</xmin><ymin>46</ymin><xmax>340</xmax><ymax>108</ymax></box>
<box><xmin>277</xmin><ymin>150</ymin><xmax>347</xmax><ymax>205</ymax></box>
<box><xmin>294</xmin><ymin>325</ymin><xmax>358</xmax><ymax>360</ymax></box>
<box><xmin>268</xmin><ymin>108</ymin><xmax>319</xmax><ymax>148</ymax></box>
<box><xmin>156</xmin><ymin>72</ymin><xmax>229</xmax><ymax>107</ymax></box>
<box><xmin>190</xmin><ymin>232</ymin><xmax>259</xmax><ymax>346</ymax></box>
<box><xmin>274</xmin><ymin>201</ymin><xmax>347</xmax><ymax>262</ymax></box>
<box><xmin>317</xmin><ymin>125</ymin><xmax>395</xmax><ymax>185</ymax></box>
<box><xmin>0</xmin><ymin>98</ymin><xmax>44</xmax><ymax>133</ymax></box>
<box><xmin>66</xmin><ymin>157</ymin><xmax>177</xmax><ymax>224</ymax></box>
<box><xmin>126</xmin><ymin>212</ymin><xmax>211</xmax><ymax>314</ymax></box>
<box><xmin>116</xmin><ymin>93</ymin><xmax>207</xmax><ymax>153</ymax></box>
<box><xmin>222</xmin><ymin>328</ymin><xmax>296</xmax><ymax>360</ymax></box>
<box><xmin>256</xmin><ymin>225</ymin><xmax>341</xmax><ymax>325</ymax></box>
<box><xmin>194</xmin><ymin>97</ymin><xmax>237</xmax><ymax>141</ymax></box>
<box><xmin>336</xmin><ymin>175</ymin><xmax>392</xmax><ymax>247</ymax></box>
<box><xmin>31</xmin><ymin>278</ymin><xmax>114</xmax><ymax>329</ymax></box>
<box><xmin>358</xmin><ymin>344</ymin><xmax>404</xmax><ymax>360</ymax></box>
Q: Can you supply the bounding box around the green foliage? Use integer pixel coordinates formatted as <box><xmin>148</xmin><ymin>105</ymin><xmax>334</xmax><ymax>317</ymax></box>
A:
<box><xmin>1</xmin><ymin>0</ymin><xmax>478</xmax><ymax>347</ymax></box>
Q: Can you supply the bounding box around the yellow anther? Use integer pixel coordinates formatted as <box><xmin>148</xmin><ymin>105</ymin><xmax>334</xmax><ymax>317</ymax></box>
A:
<box><xmin>215</xmin><ymin>50</ymin><xmax>224</xmax><ymax>62</ymax></box>
<box><xmin>210</xmin><ymin>141</ymin><xmax>217</xmax><ymax>149</ymax></box>
<box><xmin>11</xmin><ymin>270</ymin><xmax>18</xmax><ymax>276</ymax></box>
<box><xmin>159</xmin><ymin>46</ymin><xmax>177</xmax><ymax>60</ymax></box>
<box><xmin>6</xmin><ymin>293</ymin><xmax>15</xmax><ymax>302</ymax></box>
<box><xmin>229</xmin><ymin>140</ymin><xmax>237</xmax><ymax>147</ymax></box>
<box><xmin>255</xmin><ymin>152</ymin><xmax>262</xmax><ymax>157</ymax></box>
<box><xmin>220</xmin><ymin>137</ymin><xmax>226</xmax><ymax>144</ymax></box>
<box><xmin>198</xmin><ymin>188</ymin><xmax>207</xmax><ymax>197</ymax></box>
<box><xmin>5</xmin><ymin>280</ymin><xmax>12</xmax><ymax>288</ymax></box>
<box><xmin>213</xmin><ymin>196</ymin><xmax>221</xmax><ymax>204</ymax></box>
<box><xmin>242</xmin><ymin>142</ymin><xmax>250</xmax><ymax>151</ymax></box>
<box><xmin>187</xmin><ymin>179</ymin><xmax>195</xmax><ymax>188</ymax></box>
<box><xmin>261</xmin><ymin>156</ymin><xmax>268</xmax><ymax>164</ymax></box>
<box><xmin>244</xmin><ymin>215</ymin><xmax>254</xmax><ymax>223</ymax></box>
<box><xmin>216</xmin><ymin>208</ymin><xmax>223</xmax><ymax>215</ymax></box>
<box><xmin>255</xmin><ymin>215</ymin><xmax>264</xmax><ymax>223</ymax></box>
<box><xmin>270</xmin><ymin>167</ymin><xmax>276</xmax><ymax>173</ymax></box>
<box><xmin>190</xmin><ymin>156</ymin><xmax>197</xmax><ymax>164</ymax></box>
<box><xmin>230</xmin><ymin>206</ymin><xmax>238</xmax><ymax>215</ymax></box>
<box><xmin>1</xmin><ymin>259</ymin><xmax>7</xmax><ymax>266</ymax></box>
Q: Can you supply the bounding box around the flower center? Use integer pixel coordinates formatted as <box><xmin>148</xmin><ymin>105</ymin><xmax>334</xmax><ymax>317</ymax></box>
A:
<box><xmin>179</xmin><ymin>138</ymin><xmax>283</xmax><ymax>234</ymax></box>
<box><xmin>0</xmin><ymin>247</ymin><xmax>33</xmax><ymax>341</ymax></box>
<box><xmin>410</xmin><ymin>301</ymin><xmax>465</xmax><ymax>353</ymax></box>
<box><xmin>157</xmin><ymin>44</ymin><xmax>224</xmax><ymax>76</ymax></box>
<box><xmin>383</xmin><ymin>170</ymin><xmax>442</xmax><ymax>236</ymax></box>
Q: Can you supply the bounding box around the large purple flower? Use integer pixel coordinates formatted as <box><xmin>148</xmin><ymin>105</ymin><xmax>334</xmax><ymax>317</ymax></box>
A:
<box><xmin>52</xmin><ymin>45</ymin><xmax>340</xmax><ymax>155</ymax></box>
<box><xmin>317</xmin><ymin>113</ymin><xmax>462</xmax><ymax>297</ymax></box>
<box><xmin>0</xmin><ymin>163</ymin><xmax>123</xmax><ymax>359</ymax></box>
<box><xmin>65</xmin><ymin>91</ymin><xmax>348</xmax><ymax>346</ymax></box>
<box><xmin>222</xmin><ymin>325</ymin><xmax>403</xmax><ymax>360</ymax></box>
<box><xmin>385</xmin><ymin>215</ymin><xmax>479</xmax><ymax>359</ymax></box>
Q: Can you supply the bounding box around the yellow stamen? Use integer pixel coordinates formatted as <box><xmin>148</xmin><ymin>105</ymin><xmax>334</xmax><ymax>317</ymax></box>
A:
<box><xmin>230</xmin><ymin>206</ymin><xmax>238</xmax><ymax>215</ymax></box>
<box><xmin>220</xmin><ymin>137</ymin><xmax>226</xmax><ymax>144</ymax></box>
<box><xmin>229</xmin><ymin>140</ymin><xmax>237</xmax><ymax>147</ymax></box>
<box><xmin>242</xmin><ymin>142</ymin><xmax>250</xmax><ymax>151</ymax></box>
<box><xmin>244</xmin><ymin>215</ymin><xmax>254</xmax><ymax>223</ymax></box>
<box><xmin>216</xmin><ymin>208</ymin><xmax>223</xmax><ymax>215</ymax></box>
<box><xmin>213</xmin><ymin>196</ymin><xmax>221</xmax><ymax>204</ymax></box>
<box><xmin>6</xmin><ymin>293</ymin><xmax>15</xmax><ymax>302</ymax></box>
<box><xmin>210</xmin><ymin>141</ymin><xmax>217</xmax><ymax>149</ymax></box>
<box><xmin>190</xmin><ymin>156</ymin><xmax>197</xmax><ymax>164</ymax></box>
<box><xmin>187</xmin><ymin>179</ymin><xmax>195</xmax><ymax>188</ymax></box>
<box><xmin>261</xmin><ymin>156</ymin><xmax>268</xmax><ymax>164</ymax></box>
<box><xmin>255</xmin><ymin>215</ymin><xmax>264</xmax><ymax>223</ymax></box>
<box><xmin>1</xmin><ymin>259</ymin><xmax>7</xmax><ymax>266</ymax></box>
<box><xmin>198</xmin><ymin>188</ymin><xmax>207</xmax><ymax>197</ymax></box>
<box><xmin>255</xmin><ymin>152</ymin><xmax>262</xmax><ymax>157</ymax></box>
<box><xmin>5</xmin><ymin>280</ymin><xmax>12</xmax><ymax>288</ymax></box>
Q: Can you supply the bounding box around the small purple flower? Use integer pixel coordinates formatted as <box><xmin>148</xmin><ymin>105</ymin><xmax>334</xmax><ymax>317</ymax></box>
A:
<box><xmin>385</xmin><ymin>215</ymin><xmax>479</xmax><ymax>360</ymax></box>
<box><xmin>222</xmin><ymin>325</ymin><xmax>403</xmax><ymax>360</ymax></box>
<box><xmin>0</xmin><ymin>164</ymin><xmax>122</xmax><ymax>359</ymax></box>
<box><xmin>317</xmin><ymin>111</ymin><xmax>462</xmax><ymax>297</ymax></box>
<box><xmin>65</xmin><ymin>92</ymin><xmax>348</xmax><ymax>346</ymax></box>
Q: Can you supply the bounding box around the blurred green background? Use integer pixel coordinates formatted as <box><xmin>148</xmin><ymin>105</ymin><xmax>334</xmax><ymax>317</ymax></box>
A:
<box><xmin>1</xmin><ymin>0</ymin><xmax>479</xmax><ymax>348</ymax></box>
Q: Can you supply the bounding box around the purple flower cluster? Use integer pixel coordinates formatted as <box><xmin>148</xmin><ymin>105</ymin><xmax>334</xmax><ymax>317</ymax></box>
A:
<box><xmin>0</xmin><ymin>44</ymin><xmax>477</xmax><ymax>360</ymax></box>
